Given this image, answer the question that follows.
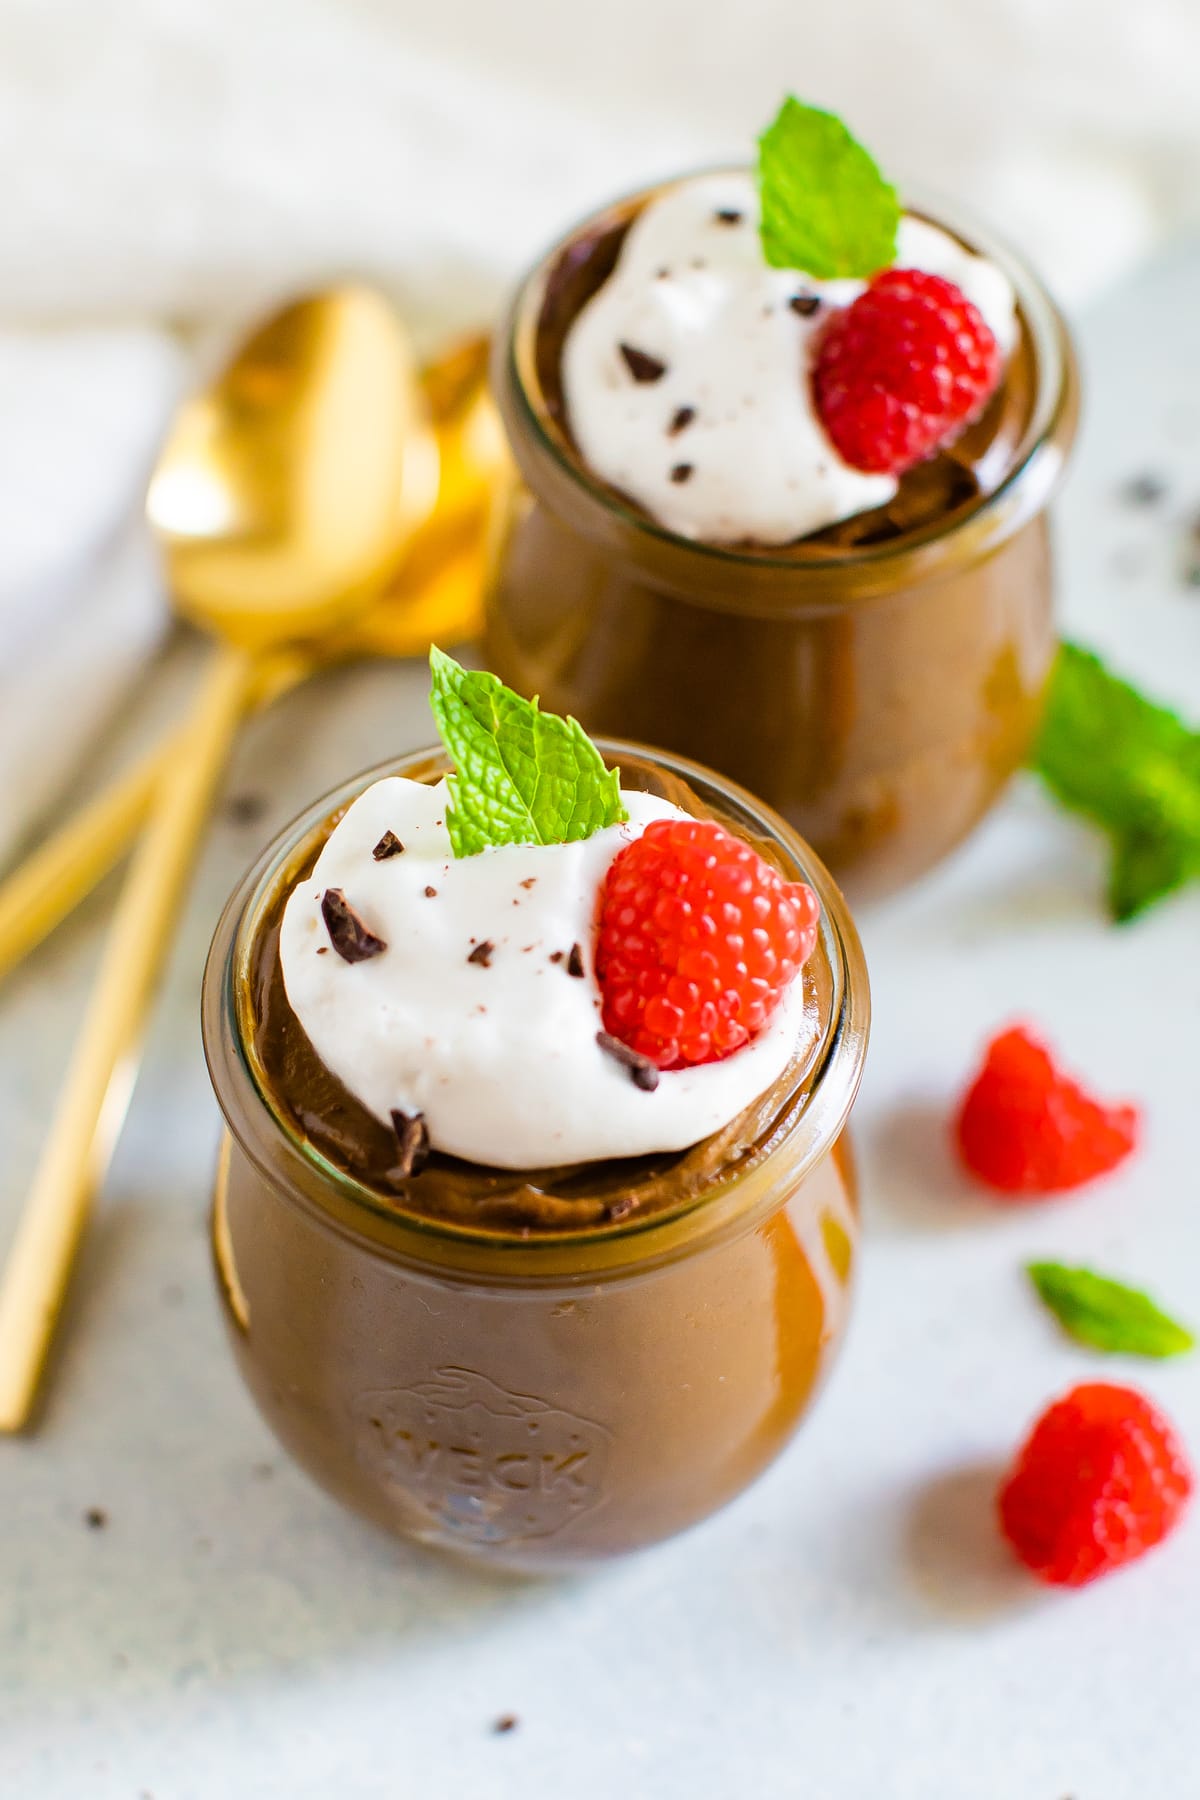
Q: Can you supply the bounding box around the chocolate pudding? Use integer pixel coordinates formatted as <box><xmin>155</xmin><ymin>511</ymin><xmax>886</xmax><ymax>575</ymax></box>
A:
<box><xmin>484</xmin><ymin>173</ymin><xmax>1078</xmax><ymax>898</ymax></box>
<box><xmin>202</xmin><ymin>743</ymin><xmax>869</xmax><ymax>1571</ymax></box>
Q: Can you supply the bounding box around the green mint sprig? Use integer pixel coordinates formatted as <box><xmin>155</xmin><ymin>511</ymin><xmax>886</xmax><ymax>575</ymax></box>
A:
<box><xmin>1033</xmin><ymin>641</ymin><xmax>1200</xmax><ymax>921</ymax></box>
<box><xmin>1027</xmin><ymin>1261</ymin><xmax>1195</xmax><ymax>1360</ymax></box>
<box><xmin>428</xmin><ymin>647</ymin><xmax>627</xmax><ymax>858</ymax></box>
<box><xmin>757</xmin><ymin>96</ymin><xmax>899</xmax><ymax>280</ymax></box>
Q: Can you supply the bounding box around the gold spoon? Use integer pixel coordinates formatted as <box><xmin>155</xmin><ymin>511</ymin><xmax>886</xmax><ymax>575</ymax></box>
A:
<box><xmin>0</xmin><ymin>336</ymin><xmax>503</xmax><ymax>986</ymax></box>
<box><xmin>0</xmin><ymin>287</ymin><xmax>436</xmax><ymax>1430</ymax></box>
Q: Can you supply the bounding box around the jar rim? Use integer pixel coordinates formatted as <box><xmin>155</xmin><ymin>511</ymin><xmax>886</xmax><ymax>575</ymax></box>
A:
<box><xmin>201</xmin><ymin>739</ymin><xmax>871</xmax><ymax>1281</ymax></box>
<box><xmin>495</xmin><ymin>166</ymin><xmax>1079</xmax><ymax>611</ymax></box>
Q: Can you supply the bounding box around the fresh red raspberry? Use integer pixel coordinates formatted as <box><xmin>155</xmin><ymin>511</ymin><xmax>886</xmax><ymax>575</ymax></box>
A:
<box><xmin>595</xmin><ymin>818</ymin><xmax>819</xmax><ymax>1070</ymax></box>
<box><xmin>999</xmin><ymin>1383</ymin><xmax>1192</xmax><ymax>1587</ymax></box>
<box><xmin>812</xmin><ymin>268</ymin><xmax>1002</xmax><ymax>474</ymax></box>
<box><xmin>956</xmin><ymin>1025</ymin><xmax>1140</xmax><ymax>1197</ymax></box>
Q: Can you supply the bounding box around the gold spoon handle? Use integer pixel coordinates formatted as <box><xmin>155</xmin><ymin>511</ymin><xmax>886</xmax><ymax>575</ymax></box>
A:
<box><xmin>0</xmin><ymin>644</ymin><xmax>253</xmax><ymax>1431</ymax></box>
<box><xmin>0</xmin><ymin>649</ymin><xmax>312</xmax><ymax>990</ymax></box>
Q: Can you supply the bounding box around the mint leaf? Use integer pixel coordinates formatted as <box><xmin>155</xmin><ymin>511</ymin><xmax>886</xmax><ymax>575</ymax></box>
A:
<box><xmin>757</xmin><ymin>96</ymin><xmax>898</xmax><ymax>280</ymax></box>
<box><xmin>1028</xmin><ymin>1261</ymin><xmax>1194</xmax><ymax>1359</ymax></box>
<box><xmin>428</xmin><ymin>647</ymin><xmax>626</xmax><ymax>857</ymax></box>
<box><xmin>1033</xmin><ymin>641</ymin><xmax>1200</xmax><ymax>921</ymax></box>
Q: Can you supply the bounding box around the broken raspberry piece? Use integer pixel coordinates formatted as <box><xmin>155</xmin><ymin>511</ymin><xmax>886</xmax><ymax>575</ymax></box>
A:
<box><xmin>955</xmin><ymin>1025</ymin><xmax>1140</xmax><ymax>1196</ymax></box>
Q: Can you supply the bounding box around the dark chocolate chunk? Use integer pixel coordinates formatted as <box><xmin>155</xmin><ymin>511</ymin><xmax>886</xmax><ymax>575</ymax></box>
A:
<box><xmin>467</xmin><ymin>940</ymin><xmax>495</xmax><ymax>967</ymax></box>
<box><xmin>320</xmin><ymin>889</ymin><xmax>387</xmax><ymax>963</ymax></box>
<box><xmin>388</xmin><ymin>1109</ymin><xmax>430</xmax><ymax>1180</ymax></box>
<box><xmin>424</xmin><ymin>885</ymin><xmax>438</xmax><ymax>898</ymax></box>
<box><xmin>494</xmin><ymin>1715</ymin><xmax>519</xmax><ymax>1735</ymax></box>
<box><xmin>566</xmin><ymin>942</ymin><xmax>585</xmax><ymax>979</ymax></box>
<box><xmin>789</xmin><ymin>293</ymin><xmax>821</xmax><ymax>318</ymax></box>
<box><xmin>618</xmin><ymin>342</ymin><xmax>667</xmax><ymax>383</ymax></box>
<box><xmin>670</xmin><ymin>463</ymin><xmax>694</xmax><ymax>484</ymax></box>
<box><xmin>713</xmin><ymin>207</ymin><xmax>743</xmax><ymax>225</ymax></box>
<box><xmin>371</xmin><ymin>830</ymin><xmax>405</xmax><ymax>861</ymax></box>
<box><xmin>84</xmin><ymin>1507</ymin><xmax>107</xmax><ymax>1530</ymax></box>
<box><xmin>668</xmin><ymin>405</ymin><xmax>696</xmax><ymax>436</ymax></box>
<box><xmin>596</xmin><ymin>1031</ymin><xmax>659</xmax><ymax>1091</ymax></box>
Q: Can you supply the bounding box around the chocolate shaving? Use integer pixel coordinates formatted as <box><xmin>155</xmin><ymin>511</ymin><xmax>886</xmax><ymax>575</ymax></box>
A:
<box><xmin>388</xmin><ymin>1109</ymin><xmax>430</xmax><ymax>1180</ymax></box>
<box><xmin>713</xmin><ymin>208</ymin><xmax>742</xmax><ymax>225</ymax></box>
<box><xmin>596</xmin><ymin>1031</ymin><xmax>659</xmax><ymax>1091</ymax></box>
<box><xmin>565</xmin><ymin>942</ymin><xmax>585</xmax><ymax>978</ymax></box>
<box><xmin>424</xmin><ymin>885</ymin><xmax>438</xmax><ymax>898</ymax></box>
<box><xmin>468</xmin><ymin>940</ymin><xmax>495</xmax><ymax>967</ymax></box>
<box><xmin>668</xmin><ymin>405</ymin><xmax>695</xmax><ymax>436</ymax></box>
<box><xmin>619</xmin><ymin>343</ymin><xmax>666</xmax><ymax>384</ymax></box>
<box><xmin>320</xmin><ymin>889</ymin><xmax>387</xmax><ymax>963</ymax></box>
<box><xmin>371</xmin><ymin>830</ymin><xmax>405</xmax><ymax>860</ymax></box>
<box><xmin>670</xmin><ymin>463</ymin><xmax>694</xmax><ymax>484</ymax></box>
<box><xmin>789</xmin><ymin>293</ymin><xmax>821</xmax><ymax>318</ymax></box>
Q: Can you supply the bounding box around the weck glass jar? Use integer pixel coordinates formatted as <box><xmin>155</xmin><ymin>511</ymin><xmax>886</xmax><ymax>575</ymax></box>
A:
<box><xmin>201</xmin><ymin>742</ymin><xmax>869</xmax><ymax>1572</ymax></box>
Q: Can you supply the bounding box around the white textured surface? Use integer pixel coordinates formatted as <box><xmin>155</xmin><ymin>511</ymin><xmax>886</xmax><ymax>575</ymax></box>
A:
<box><xmin>280</xmin><ymin>777</ymin><xmax>808</xmax><ymax>1168</ymax></box>
<box><xmin>2</xmin><ymin>248</ymin><xmax>1200</xmax><ymax>1798</ymax></box>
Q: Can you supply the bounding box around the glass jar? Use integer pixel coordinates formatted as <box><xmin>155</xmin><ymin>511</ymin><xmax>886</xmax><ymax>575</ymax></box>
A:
<box><xmin>484</xmin><ymin>176</ymin><xmax>1079</xmax><ymax>900</ymax></box>
<box><xmin>201</xmin><ymin>743</ymin><xmax>869</xmax><ymax>1573</ymax></box>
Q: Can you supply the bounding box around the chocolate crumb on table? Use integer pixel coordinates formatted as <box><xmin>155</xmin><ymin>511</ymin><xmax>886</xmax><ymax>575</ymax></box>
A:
<box><xmin>493</xmin><ymin>1715</ymin><xmax>519</xmax><ymax>1735</ymax></box>
<box><xmin>224</xmin><ymin>792</ymin><xmax>268</xmax><ymax>826</ymax></box>
<box><xmin>424</xmin><ymin>886</ymin><xmax>438</xmax><ymax>898</ymax></box>
<box><xmin>519</xmin><ymin>877</ymin><xmax>537</xmax><ymax>890</ymax></box>
<box><xmin>84</xmin><ymin>1507</ymin><xmax>107</xmax><ymax>1530</ymax></box>
<box><xmin>467</xmin><ymin>940</ymin><xmax>495</xmax><ymax>967</ymax></box>
<box><xmin>1119</xmin><ymin>472</ymin><xmax>1167</xmax><ymax>507</ymax></box>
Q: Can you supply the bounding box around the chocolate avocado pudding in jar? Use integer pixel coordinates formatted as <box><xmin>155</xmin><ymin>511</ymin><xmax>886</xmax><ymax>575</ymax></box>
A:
<box><xmin>201</xmin><ymin>654</ymin><xmax>868</xmax><ymax>1572</ymax></box>
<box><xmin>485</xmin><ymin>97</ymin><xmax>1079</xmax><ymax>899</ymax></box>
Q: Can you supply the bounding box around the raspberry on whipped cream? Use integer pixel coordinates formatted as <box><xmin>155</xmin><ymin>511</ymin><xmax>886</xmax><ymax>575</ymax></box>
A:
<box><xmin>560</xmin><ymin>172</ymin><xmax>1017</xmax><ymax>544</ymax></box>
<box><xmin>278</xmin><ymin>774</ymin><xmax>813</xmax><ymax>1171</ymax></box>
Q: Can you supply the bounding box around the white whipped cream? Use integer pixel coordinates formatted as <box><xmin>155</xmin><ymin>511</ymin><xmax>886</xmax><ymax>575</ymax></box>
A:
<box><xmin>561</xmin><ymin>172</ymin><xmax>1017</xmax><ymax>544</ymax></box>
<box><xmin>278</xmin><ymin>775</ymin><xmax>811</xmax><ymax>1171</ymax></box>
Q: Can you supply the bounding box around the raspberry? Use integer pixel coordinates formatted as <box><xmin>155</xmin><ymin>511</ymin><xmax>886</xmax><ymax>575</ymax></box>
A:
<box><xmin>812</xmin><ymin>268</ymin><xmax>1002</xmax><ymax>474</ymax></box>
<box><xmin>595</xmin><ymin>818</ymin><xmax>819</xmax><ymax>1070</ymax></box>
<box><xmin>999</xmin><ymin>1383</ymin><xmax>1192</xmax><ymax>1587</ymax></box>
<box><xmin>956</xmin><ymin>1025</ymin><xmax>1140</xmax><ymax>1196</ymax></box>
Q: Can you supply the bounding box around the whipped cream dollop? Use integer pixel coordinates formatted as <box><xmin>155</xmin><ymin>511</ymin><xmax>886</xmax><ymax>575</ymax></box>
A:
<box><xmin>278</xmin><ymin>776</ymin><xmax>811</xmax><ymax>1171</ymax></box>
<box><xmin>561</xmin><ymin>172</ymin><xmax>1018</xmax><ymax>544</ymax></box>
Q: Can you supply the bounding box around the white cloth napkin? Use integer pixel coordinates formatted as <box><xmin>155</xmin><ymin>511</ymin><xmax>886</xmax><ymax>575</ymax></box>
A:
<box><xmin>2</xmin><ymin>0</ymin><xmax>1198</xmax><ymax>857</ymax></box>
<box><xmin>0</xmin><ymin>326</ymin><xmax>182</xmax><ymax>863</ymax></box>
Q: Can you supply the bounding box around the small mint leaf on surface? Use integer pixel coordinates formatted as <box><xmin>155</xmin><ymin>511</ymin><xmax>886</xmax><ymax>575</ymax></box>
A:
<box><xmin>757</xmin><ymin>95</ymin><xmax>899</xmax><ymax>280</ymax></box>
<box><xmin>428</xmin><ymin>648</ymin><xmax>627</xmax><ymax>858</ymax></box>
<box><xmin>1033</xmin><ymin>641</ymin><xmax>1200</xmax><ymax>921</ymax></box>
<box><xmin>1027</xmin><ymin>1261</ymin><xmax>1194</xmax><ymax>1359</ymax></box>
